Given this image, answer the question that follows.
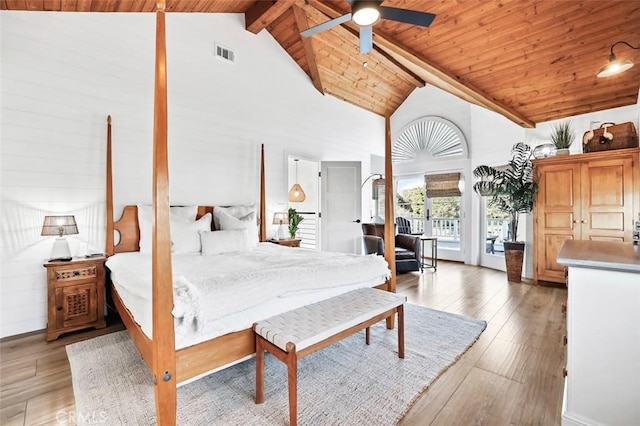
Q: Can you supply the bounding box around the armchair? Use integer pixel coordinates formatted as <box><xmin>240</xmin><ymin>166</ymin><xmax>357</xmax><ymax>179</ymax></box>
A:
<box><xmin>362</xmin><ymin>223</ymin><xmax>422</xmax><ymax>273</ymax></box>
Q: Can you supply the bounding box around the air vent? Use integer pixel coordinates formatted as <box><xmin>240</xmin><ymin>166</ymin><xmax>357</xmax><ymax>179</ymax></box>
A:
<box><xmin>215</xmin><ymin>43</ymin><xmax>235</xmax><ymax>64</ymax></box>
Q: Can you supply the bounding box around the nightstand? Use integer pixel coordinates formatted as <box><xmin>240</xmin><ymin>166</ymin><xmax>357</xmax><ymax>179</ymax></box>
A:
<box><xmin>43</xmin><ymin>257</ymin><xmax>107</xmax><ymax>341</ymax></box>
<box><xmin>268</xmin><ymin>238</ymin><xmax>301</xmax><ymax>248</ymax></box>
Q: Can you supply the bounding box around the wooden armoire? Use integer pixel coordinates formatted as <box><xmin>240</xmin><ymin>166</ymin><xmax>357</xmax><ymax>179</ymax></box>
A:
<box><xmin>533</xmin><ymin>147</ymin><xmax>639</xmax><ymax>284</ymax></box>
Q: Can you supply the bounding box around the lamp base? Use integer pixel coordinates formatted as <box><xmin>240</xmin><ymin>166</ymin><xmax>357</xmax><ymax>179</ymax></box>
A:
<box><xmin>50</xmin><ymin>238</ymin><xmax>72</xmax><ymax>262</ymax></box>
<box><xmin>277</xmin><ymin>224</ymin><xmax>288</xmax><ymax>240</ymax></box>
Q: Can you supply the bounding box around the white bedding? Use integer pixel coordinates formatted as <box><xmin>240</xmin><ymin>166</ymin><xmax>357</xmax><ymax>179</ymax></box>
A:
<box><xmin>106</xmin><ymin>243</ymin><xmax>390</xmax><ymax>349</ymax></box>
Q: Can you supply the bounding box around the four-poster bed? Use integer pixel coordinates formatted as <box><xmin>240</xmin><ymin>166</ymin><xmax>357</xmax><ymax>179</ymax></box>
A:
<box><xmin>104</xmin><ymin>2</ymin><xmax>398</xmax><ymax>424</ymax></box>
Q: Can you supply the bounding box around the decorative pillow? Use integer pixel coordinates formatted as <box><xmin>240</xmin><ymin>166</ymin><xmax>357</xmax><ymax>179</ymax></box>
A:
<box><xmin>216</xmin><ymin>209</ymin><xmax>258</xmax><ymax>247</ymax></box>
<box><xmin>213</xmin><ymin>205</ymin><xmax>256</xmax><ymax>230</ymax></box>
<box><xmin>200</xmin><ymin>229</ymin><xmax>251</xmax><ymax>255</ymax></box>
<box><xmin>171</xmin><ymin>213</ymin><xmax>212</xmax><ymax>254</ymax></box>
<box><xmin>137</xmin><ymin>204</ymin><xmax>203</xmax><ymax>254</ymax></box>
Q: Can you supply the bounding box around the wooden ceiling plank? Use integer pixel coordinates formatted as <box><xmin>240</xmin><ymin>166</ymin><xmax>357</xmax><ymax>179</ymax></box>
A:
<box><xmin>292</xmin><ymin>4</ymin><xmax>324</xmax><ymax>95</ymax></box>
<box><xmin>442</xmin><ymin>5</ymin><xmax>637</xmax><ymax>78</ymax></box>
<box><xmin>377</xmin><ymin>36</ymin><xmax>535</xmax><ymax>127</ymax></box>
<box><xmin>529</xmin><ymin>95</ymin><xmax>639</xmax><ymax>124</ymax></box>
<box><xmin>417</xmin><ymin>1</ymin><xmax>587</xmax><ymax>57</ymax></box>
<box><xmin>313</xmin><ymin>39</ymin><xmax>416</xmax><ymax>91</ymax></box>
<box><xmin>307</xmin><ymin>0</ymin><xmax>534</xmax><ymax>127</ymax></box>
<box><xmin>245</xmin><ymin>0</ymin><xmax>297</xmax><ymax>34</ymax></box>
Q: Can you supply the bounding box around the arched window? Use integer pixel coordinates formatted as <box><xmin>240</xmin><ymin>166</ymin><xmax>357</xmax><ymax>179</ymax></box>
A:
<box><xmin>392</xmin><ymin>116</ymin><xmax>468</xmax><ymax>163</ymax></box>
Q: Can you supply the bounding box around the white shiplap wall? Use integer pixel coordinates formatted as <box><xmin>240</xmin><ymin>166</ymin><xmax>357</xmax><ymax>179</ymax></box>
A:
<box><xmin>0</xmin><ymin>12</ymin><xmax>384</xmax><ymax>338</ymax></box>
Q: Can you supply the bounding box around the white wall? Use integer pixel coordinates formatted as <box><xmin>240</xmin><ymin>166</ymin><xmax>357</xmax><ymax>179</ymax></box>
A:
<box><xmin>0</xmin><ymin>12</ymin><xmax>384</xmax><ymax>338</ymax></box>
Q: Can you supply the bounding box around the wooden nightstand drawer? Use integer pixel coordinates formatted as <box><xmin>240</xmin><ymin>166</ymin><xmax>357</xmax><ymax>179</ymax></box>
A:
<box><xmin>54</xmin><ymin>265</ymin><xmax>97</xmax><ymax>282</ymax></box>
<box><xmin>44</xmin><ymin>257</ymin><xmax>107</xmax><ymax>341</ymax></box>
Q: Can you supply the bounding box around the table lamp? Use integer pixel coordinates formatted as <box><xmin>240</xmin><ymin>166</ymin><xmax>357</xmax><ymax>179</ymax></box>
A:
<box><xmin>41</xmin><ymin>215</ymin><xmax>78</xmax><ymax>261</ymax></box>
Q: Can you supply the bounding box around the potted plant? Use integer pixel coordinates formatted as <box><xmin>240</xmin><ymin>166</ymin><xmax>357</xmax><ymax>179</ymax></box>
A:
<box><xmin>550</xmin><ymin>121</ymin><xmax>575</xmax><ymax>155</ymax></box>
<box><xmin>288</xmin><ymin>207</ymin><xmax>304</xmax><ymax>239</ymax></box>
<box><xmin>473</xmin><ymin>142</ymin><xmax>539</xmax><ymax>282</ymax></box>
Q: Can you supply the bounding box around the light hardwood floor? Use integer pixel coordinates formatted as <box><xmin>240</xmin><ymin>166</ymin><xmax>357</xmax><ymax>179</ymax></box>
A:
<box><xmin>0</xmin><ymin>261</ymin><xmax>567</xmax><ymax>425</ymax></box>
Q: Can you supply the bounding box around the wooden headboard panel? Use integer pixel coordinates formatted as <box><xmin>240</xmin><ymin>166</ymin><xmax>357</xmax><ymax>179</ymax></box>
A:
<box><xmin>112</xmin><ymin>205</ymin><xmax>214</xmax><ymax>254</ymax></box>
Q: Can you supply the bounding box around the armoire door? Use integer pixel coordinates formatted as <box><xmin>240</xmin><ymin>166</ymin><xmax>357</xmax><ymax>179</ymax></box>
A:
<box><xmin>535</xmin><ymin>162</ymin><xmax>581</xmax><ymax>283</ymax></box>
<box><xmin>580</xmin><ymin>156</ymin><xmax>635</xmax><ymax>242</ymax></box>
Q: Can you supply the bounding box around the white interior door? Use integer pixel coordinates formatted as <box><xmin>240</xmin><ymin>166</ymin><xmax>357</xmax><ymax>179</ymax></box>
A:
<box><xmin>320</xmin><ymin>161</ymin><xmax>362</xmax><ymax>254</ymax></box>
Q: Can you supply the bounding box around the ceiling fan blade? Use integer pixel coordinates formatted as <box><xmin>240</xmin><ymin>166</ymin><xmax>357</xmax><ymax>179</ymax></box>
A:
<box><xmin>380</xmin><ymin>7</ymin><xmax>436</xmax><ymax>27</ymax></box>
<box><xmin>301</xmin><ymin>13</ymin><xmax>352</xmax><ymax>38</ymax></box>
<box><xmin>359</xmin><ymin>25</ymin><xmax>373</xmax><ymax>54</ymax></box>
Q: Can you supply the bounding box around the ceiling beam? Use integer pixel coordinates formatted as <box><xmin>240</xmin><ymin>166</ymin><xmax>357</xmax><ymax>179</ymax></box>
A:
<box><xmin>307</xmin><ymin>0</ymin><xmax>535</xmax><ymax>128</ymax></box>
<box><xmin>245</xmin><ymin>0</ymin><xmax>299</xmax><ymax>34</ymax></box>
<box><xmin>292</xmin><ymin>5</ymin><xmax>324</xmax><ymax>95</ymax></box>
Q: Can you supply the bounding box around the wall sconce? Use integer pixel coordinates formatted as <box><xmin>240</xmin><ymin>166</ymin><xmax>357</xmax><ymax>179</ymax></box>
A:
<box><xmin>596</xmin><ymin>41</ymin><xmax>639</xmax><ymax>78</ymax></box>
<box><xmin>288</xmin><ymin>159</ymin><xmax>306</xmax><ymax>202</ymax></box>
<box><xmin>272</xmin><ymin>212</ymin><xmax>289</xmax><ymax>240</ymax></box>
<box><xmin>41</xmin><ymin>215</ymin><xmax>78</xmax><ymax>261</ymax></box>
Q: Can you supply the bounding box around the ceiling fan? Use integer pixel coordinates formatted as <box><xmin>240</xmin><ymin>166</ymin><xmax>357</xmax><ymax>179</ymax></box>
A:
<box><xmin>301</xmin><ymin>0</ymin><xmax>436</xmax><ymax>54</ymax></box>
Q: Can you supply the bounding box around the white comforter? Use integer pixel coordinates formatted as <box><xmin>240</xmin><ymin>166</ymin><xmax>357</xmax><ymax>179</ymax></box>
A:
<box><xmin>106</xmin><ymin>243</ymin><xmax>390</xmax><ymax>348</ymax></box>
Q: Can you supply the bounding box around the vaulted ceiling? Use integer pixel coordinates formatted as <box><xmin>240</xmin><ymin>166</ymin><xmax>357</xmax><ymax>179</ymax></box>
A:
<box><xmin>3</xmin><ymin>0</ymin><xmax>639</xmax><ymax>128</ymax></box>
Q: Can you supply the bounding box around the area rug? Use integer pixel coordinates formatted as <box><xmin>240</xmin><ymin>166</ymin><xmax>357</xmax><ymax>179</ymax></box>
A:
<box><xmin>66</xmin><ymin>304</ymin><xmax>486</xmax><ymax>425</ymax></box>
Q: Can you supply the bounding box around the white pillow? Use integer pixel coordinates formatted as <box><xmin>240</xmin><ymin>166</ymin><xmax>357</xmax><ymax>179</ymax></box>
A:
<box><xmin>216</xmin><ymin>209</ymin><xmax>258</xmax><ymax>247</ymax></box>
<box><xmin>213</xmin><ymin>205</ymin><xmax>256</xmax><ymax>230</ymax></box>
<box><xmin>137</xmin><ymin>204</ymin><xmax>204</xmax><ymax>254</ymax></box>
<box><xmin>138</xmin><ymin>205</ymin><xmax>199</xmax><ymax>253</ymax></box>
<box><xmin>171</xmin><ymin>213</ymin><xmax>212</xmax><ymax>254</ymax></box>
<box><xmin>200</xmin><ymin>229</ymin><xmax>251</xmax><ymax>255</ymax></box>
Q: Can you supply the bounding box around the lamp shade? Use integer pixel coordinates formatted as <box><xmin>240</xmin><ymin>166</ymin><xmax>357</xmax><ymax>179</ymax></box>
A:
<box><xmin>596</xmin><ymin>41</ymin><xmax>639</xmax><ymax>78</ymax></box>
<box><xmin>41</xmin><ymin>215</ymin><xmax>78</xmax><ymax>237</ymax></box>
<box><xmin>272</xmin><ymin>212</ymin><xmax>289</xmax><ymax>225</ymax></box>
<box><xmin>287</xmin><ymin>183</ymin><xmax>306</xmax><ymax>202</ymax></box>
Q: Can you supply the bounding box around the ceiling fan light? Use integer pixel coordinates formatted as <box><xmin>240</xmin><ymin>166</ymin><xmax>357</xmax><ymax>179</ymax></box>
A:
<box><xmin>352</xmin><ymin>1</ymin><xmax>381</xmax><ymax>26</ymax></box>
<box><xmin>596</xmin><ymin>58</ymin><xmax>634</xmax><ymax>78</ymax></box>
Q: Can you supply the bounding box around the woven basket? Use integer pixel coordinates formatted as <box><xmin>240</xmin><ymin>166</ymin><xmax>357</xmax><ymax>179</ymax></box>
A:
<box><xmin>504</xmin><ymin>242</ymin><xmax>524</xmax><ymax>283</ymax></box>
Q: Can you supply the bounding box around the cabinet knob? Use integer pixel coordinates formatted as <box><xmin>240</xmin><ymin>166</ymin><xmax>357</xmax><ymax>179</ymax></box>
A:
<box><xmin>581</xmin><ymin>220</ymin><xmax>587</xmax><ymax>224</ymax></box>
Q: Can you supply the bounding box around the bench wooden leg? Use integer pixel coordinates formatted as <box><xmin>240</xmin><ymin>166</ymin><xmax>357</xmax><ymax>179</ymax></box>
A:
<box><xmin>397</xmin><ymin>305</ymin><xmax>405</xmax><ymax>359</ymax></box>
<box><xmin>255</xmin><ymin>335</ymin><xmax>264</xmax><ymax>404</ymax></box>
<box><xmin>286</xmin><ymin>351</ymin><xmax>298</xmax><ymax>426</ymax></box>
<box><xmin>365</xmin><ymin>326</ymin><xmax>370</xmax><ymax>345</ymax></box>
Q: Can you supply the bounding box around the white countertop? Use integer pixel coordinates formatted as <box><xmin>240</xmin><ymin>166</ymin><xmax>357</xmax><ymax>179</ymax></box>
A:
<box><xmin>557</xmin><ymin>240</ymin><xmax>640</xmax><ymax>273</ymax></box>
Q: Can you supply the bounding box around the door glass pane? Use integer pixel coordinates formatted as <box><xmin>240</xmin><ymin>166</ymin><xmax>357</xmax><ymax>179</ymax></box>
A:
<box><xmin>431</xmin><ymin>196</ymin><xmax>461</xmax><ymax>251</ymax></box>
<box><xmin>396</xmin><ymin>175</ymin><xmax>425</xmax><ymax>234</ymax></box>
<box><xmin>485</xmin><ymin>198</ymin><xmax>509</xmax><ymax>257</ymax></box>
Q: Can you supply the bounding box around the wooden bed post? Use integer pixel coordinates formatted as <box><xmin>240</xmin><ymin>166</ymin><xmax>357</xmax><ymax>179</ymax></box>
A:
<box><xmin>260</xmin><ymin>144</ymin><xmax>266</xmax><ymax>242</ymax></box>
<box><xmin>383</xmin><ymin>114</ymin><xmax>397</xmax><ymax>290</ymax></box>
<box><xmin>151</xmin><ymin>1</ymin><xmax>177</xmax><ymax>425</ymax></box>
<box><xmin>384</xmin><ymin>114</ymin><xmax>397</xmax><ymax>328</ymax></box>
<box><xmin>105</xmin><ymin>115</ymin><xmax>114</xmax><ymax>256</ymax></box>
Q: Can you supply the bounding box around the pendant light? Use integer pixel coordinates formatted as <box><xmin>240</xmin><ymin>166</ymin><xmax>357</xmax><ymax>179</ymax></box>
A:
<box><xmin>288</xmin><ymin>159</ymin><xmax>306</xmax><ymax>202</ymax></box>
<box><xmin>596</xmin><ymin>41</ymin><xmax>639</xmax><ymax>78</ymax></box>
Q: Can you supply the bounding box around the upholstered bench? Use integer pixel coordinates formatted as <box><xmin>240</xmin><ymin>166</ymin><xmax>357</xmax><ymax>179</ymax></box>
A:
<box><xmin>253</xmin><ymin>287</ymin><xmax>406</xmax><ymax>426</ymax></box>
